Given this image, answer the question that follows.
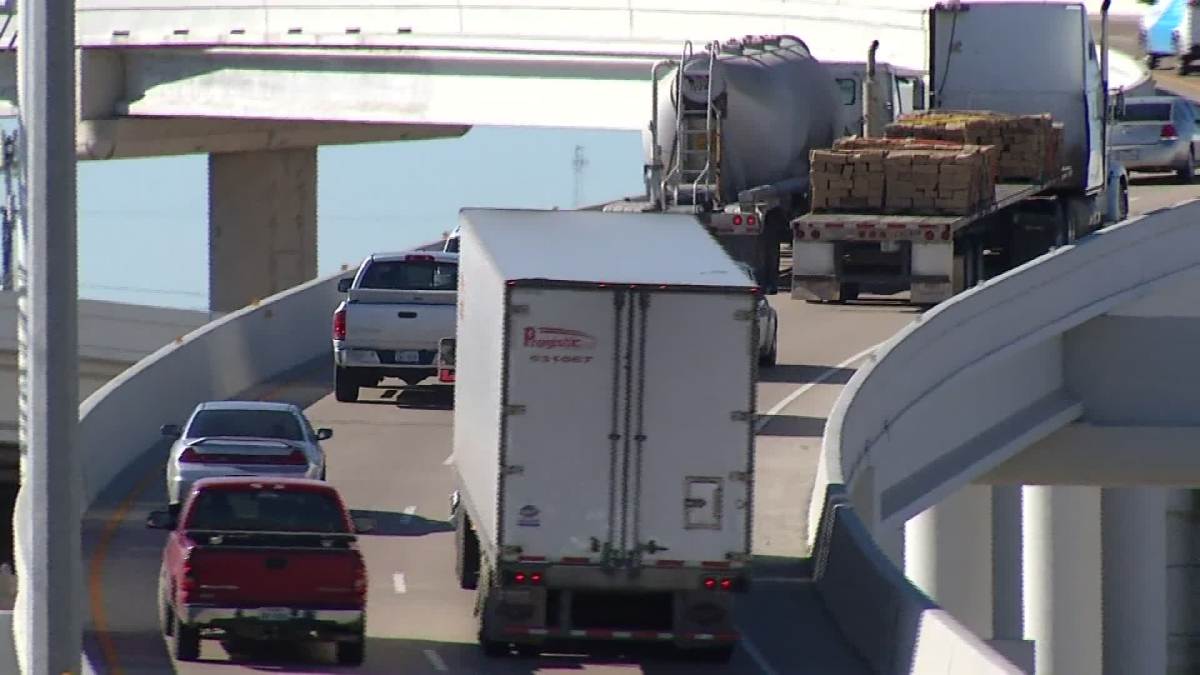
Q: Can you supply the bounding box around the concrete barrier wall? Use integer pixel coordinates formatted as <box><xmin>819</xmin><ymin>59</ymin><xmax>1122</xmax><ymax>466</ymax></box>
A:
<box><xmin>809</xmin><ymin>199</ymin><xmax>1200</xmax><ymax>673</ymax></box>
<box><xmin>75</xmin><ymin>271</ymin><xmax>344</xmax><ymax>508</ymax></box>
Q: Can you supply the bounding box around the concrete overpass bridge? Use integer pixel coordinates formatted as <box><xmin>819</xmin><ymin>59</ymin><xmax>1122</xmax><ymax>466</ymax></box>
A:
<box><xmin>0</xmin><ymin>1</ymin><xmax>1192</xmax><ymax>673</ymax></box>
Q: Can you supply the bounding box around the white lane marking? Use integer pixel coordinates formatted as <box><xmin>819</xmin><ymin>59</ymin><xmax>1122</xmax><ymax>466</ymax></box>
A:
<box><xmin>755</xmin><ymin>343</ymin><xmax>883</xmax><ymax>433</ymax></box>
<box><xmin>739</xmin><ymin>632</ymin><xmax>780</xmax><ymax>675</ymax></box>
<box><xmin>403</xmin><ymin>505</ymin><xmax>417</xmax><ymax>516</ymax></box>
<box><xmin>443</xmin><ymin>454</ymin><xmax>454</xmax><ymax>466</ymax></box>
<box><xmin>393</xmin><ymin>572</ymin><xmax>407</xmax><ymax>594</ymax></box>
<box><xmin>423</xmin><ymin>648</ymin><xmax>449</xmax><ymax>672</ymax></box>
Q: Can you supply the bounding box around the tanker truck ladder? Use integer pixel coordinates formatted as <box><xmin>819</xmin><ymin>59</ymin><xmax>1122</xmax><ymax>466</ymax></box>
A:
<box><xmin>667</xmin><ymin>41</ymin><xmax>722</xmax><ymax>207</ymax></box>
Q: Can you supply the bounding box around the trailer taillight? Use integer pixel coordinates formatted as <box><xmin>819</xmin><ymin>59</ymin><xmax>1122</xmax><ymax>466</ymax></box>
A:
<box><xmin>701</xmin><ymin>576</ymin><xmax>743</xmax><ymax>592</ymax></box>
<box><xmin>506</xmin><ymin>569</ymin><xmax>544</xmax><ymax>586</ymax></box>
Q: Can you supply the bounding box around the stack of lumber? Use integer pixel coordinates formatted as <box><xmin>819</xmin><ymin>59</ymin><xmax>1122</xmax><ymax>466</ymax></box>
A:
<box><xmin>809</xmin><ymin>136</ymin><xmax>997</xmax><ymax>215</ymax></box>
<box><xmin>885</xmin><ymin>110</ymin><xmax>1062</xmax><ymax>182</ymax></box>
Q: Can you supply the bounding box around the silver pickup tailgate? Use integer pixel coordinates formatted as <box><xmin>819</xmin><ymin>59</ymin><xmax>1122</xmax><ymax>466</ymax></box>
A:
<box><xmin>343</xmin><ymin>289</ymin><xmax>456</xmax><ymax>352</ymax></box>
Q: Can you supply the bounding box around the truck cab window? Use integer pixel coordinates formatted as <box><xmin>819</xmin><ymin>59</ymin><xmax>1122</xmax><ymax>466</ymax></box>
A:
<box><xmin>360</xmin><ymin>261</ymin><xmax>458</xmax><ymax>291</ymax></box>
<box><xmin>836</xmin><ymin>78</ymin><xmax>857</xmax><ymax>106</ymax></box>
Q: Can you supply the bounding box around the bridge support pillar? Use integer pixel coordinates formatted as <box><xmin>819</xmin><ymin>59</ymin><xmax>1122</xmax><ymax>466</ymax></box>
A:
<box><xmin>905</xmin><ymin>484</ymin><xmax>993</xmax><ymax>637</ymax></box>
<box><xmin>208</xmin><ymin>147</ymin><xmax>318</xmax><ymax>313</ymax></box>
<box><xmin>1024</xmin><ymin>485</ymin><xmax>1103</xmax><ymax>675</ymax></box>
<box><xmin>992</xmin><ymin>485</ymin><xmax>1024</xmax><ymax>640</ymax></box>
<box><xmin>1102</xmin><ymin>487</ymin><xmax>1166</xmax><ymax>675</ymax></box>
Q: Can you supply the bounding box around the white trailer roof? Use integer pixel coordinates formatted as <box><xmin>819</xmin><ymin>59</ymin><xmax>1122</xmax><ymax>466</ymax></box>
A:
<box><xmin>458</xmin><ymin>208</ymin><xmax>754</xmax><ymax>288</ymax></box>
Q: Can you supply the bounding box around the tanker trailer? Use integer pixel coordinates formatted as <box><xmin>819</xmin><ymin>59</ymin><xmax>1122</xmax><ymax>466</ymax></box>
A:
<box><xmin>602</xmin><ymin>35</ymin><xmax>842</xmax><ymax>293</ymax></box>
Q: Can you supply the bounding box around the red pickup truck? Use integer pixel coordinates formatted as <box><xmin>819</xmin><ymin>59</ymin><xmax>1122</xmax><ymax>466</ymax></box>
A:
<box><xmin>147</xmin><ymin>476</ymin><xmax>372</xmax><ymax>665</ymax></box>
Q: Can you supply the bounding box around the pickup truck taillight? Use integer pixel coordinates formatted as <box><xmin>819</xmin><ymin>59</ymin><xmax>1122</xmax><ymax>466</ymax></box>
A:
<box><xmin>1162</xmin><ymin>124</ymin><xmax>1179</xmax><ymax>141</ymax></box>
<box><xmin>333</xmin><ymin>307</ymin><xmax>347</xmax><ymax>341</ymax></box>
<box><xmin>180</xmin><ymin>552</ymin><xmax>197</xmax><ymax>600</ymax></box>
<box><xmin>353</xmin><ymin>552</ymin><xmax>368</xmax><ymax>602</ymax></box>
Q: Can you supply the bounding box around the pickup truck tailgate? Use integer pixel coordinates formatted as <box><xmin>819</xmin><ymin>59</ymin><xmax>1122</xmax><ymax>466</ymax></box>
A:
<box><xmin>185</xmin><ymin>532</ymin><xmax>364</xmax><ymax>608</ymax></box>
<box><xmin>344</xmin><ymin>289</ymin><xmax>456</xmax><ymax>351</ymax></box>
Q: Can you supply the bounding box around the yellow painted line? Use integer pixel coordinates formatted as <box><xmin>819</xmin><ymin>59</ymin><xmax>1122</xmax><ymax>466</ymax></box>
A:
<box><xmin>87</xmin><ymin>463</ymin><xmax>163</xmax><ymax>675</ymax></box>
<box><xmin>86</xmin><ymin>373</ymin><xmax>321</xmax><ymax>672</ymax></box>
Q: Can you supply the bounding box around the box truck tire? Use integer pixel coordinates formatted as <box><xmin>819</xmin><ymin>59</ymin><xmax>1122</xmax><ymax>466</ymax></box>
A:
<box><xmin>687</xmin><ymin>644</ymin><xmax>736</xmax><ymax>663</ymax></box>
<box><xmin>455</xmin><ymin>512</ymin><xmax>481</xmax><ymax>590</ymax></box>
<box><xmin>335</xmin><ymin>366</ymin><xmax>360</xmax><ymax>403</ymax></box>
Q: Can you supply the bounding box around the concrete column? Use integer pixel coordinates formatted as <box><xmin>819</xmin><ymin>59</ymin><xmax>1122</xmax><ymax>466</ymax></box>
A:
<box><xmin>992</xmin><ymin>484</ymin><xmax>1024</xmax><ymax>640</ymax></box>
<box><xmin>905</xmin><ymin>484</ymin><xmax>993</xmax><ymax>636</ymax></box>
<box><xmin>208</xmin><ymin>148</ymin><xmax>318</xmax><ymax>313</ymax></box>
<box><xmin>1102</xmin><ymin>487</ymin><xmax>1167</xmax><ymax>675</ymax></box>
<box><xmin>1024</xmin><ymin>485</ymin><xmax>1103</xmax><ymax>675</ymax></box>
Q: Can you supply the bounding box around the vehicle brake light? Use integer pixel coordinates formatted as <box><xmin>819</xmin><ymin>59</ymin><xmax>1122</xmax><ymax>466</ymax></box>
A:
<box><xmin>353</xmin><ymin>553</ymin><xmax>367</xmax><ymax>601</ymax></box>
<box><xmin>179</xmin><ymin>448</ymin><xmax>307</xmax><ymax>465</ymax></box>
<box><xmin>333</xmin><ymin>307</ymin><xmax>347</xmax><ymax>341</ymax></box>
<box><xmin>438</xmin><ymin>368</ymin><xmax>456</xmax><ymax>383</ymax></box>
<box><xmin>732</xmin><ymin>215</ymin><xmax>743</xmax><ymax>226</ymax></box>
<box><xmin>719</xmin><ymin>578</ymin><xmax>733</xmax><ymax>591</ymax></box>
<box><xmin>703</xmin><ymin>577</ymin><xmax>717</xmax><ymax>590</ymax></box>
<box><xmin>747</xmin><ymin>215</ymin><xmax>757</xmax><ymax>226</ymax></box>
<box><xmin>1162</xmin><ymin>124</ymin><xmax>1179</xmax><ymax>140</ymax></box>
<box><xmin>515</xmin><ymin>572</ymin><xmax>527</xmax><ymax>583</ymax></box>
<box><xmin>405</xmin><ymin>254</ymin><xmax>435</xmax><ymax>262</ymax></box>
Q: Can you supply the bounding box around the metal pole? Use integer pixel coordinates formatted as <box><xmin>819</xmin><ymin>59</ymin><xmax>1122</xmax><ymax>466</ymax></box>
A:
<box><xmin>15</xmin><ymin>0</ymin><xmax>80</xmax><ymax>671</ymax></box>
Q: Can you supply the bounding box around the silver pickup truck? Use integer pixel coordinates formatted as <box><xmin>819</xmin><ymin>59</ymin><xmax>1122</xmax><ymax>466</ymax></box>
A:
<box><xmin>332</xmin><ymin>251</ymin><xmax>458</xmax><ymax>402</ymax></box>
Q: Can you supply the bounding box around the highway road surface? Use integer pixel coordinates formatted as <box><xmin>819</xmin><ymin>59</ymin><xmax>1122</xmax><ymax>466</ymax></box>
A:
<box><xmin>81</xmin><ymin>109</ymin><xmax>1200</xmax><ymax>675</ymax></box>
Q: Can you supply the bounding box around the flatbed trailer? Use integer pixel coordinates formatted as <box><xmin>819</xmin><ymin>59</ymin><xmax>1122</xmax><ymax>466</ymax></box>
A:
<box><xmin>791</xmin><ymin>169</ymin><xmax>1076</xmax><ymax>305</ymax></box>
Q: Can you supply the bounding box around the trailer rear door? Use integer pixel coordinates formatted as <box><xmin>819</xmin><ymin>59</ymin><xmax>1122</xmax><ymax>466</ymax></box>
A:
<box><xmin>501</xmin><ymin>286</ymin><xmax>628</xmax><ymax>563</ymax></box>
<box><xmin>630</xmin><ymin>290</ymin><xmax>756</xmax><ymax>567</ymax></box>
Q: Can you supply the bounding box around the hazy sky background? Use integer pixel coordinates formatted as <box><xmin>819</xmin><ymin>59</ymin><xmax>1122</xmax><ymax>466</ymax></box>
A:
<box><xmin>76</xmin><ymin>127</ymin><xmax>644</xmax><ymax>310</ymax></box>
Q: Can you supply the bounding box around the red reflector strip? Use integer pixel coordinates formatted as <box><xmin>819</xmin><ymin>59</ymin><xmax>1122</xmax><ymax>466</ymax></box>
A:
<box><xmin>654</xmin><ymin>559</ymin><xmax>685</xmax><ymax>568</ymax></box>
<box><xmin>700</xmin><ymin>561</ymin><xmax>732</xmax><ymax>569</ymax></box>
<box><xmin>502</xmin><ymin>626</ymin><xmax>688</xmax><ymax>641</ymax></box>
<box><xmin>886</xmin><ymin>222</ymin><xmax>907</xmax><ymax>229</ymax></box>
<box><xmin>518</xmin><ymin>555</ymin><xmax>546</xmax><ymax>562</ymax></box>
<box><xmin>855</xmin><ymin>223</ymin><xmax>874</xmax><ymax>229</ymax></box>
<box><xmin>560</xmin><ymin>556</ymin><xmax>590</xmax><ymax>564</ymax></box>
<box><xmin>825</xmin><ymin>223</ymin><xmax>844</xmax><ymax>228</ymax></box>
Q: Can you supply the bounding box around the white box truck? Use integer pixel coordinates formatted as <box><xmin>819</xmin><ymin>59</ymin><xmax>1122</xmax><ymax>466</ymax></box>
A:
<box><xmin>449</xmin><ymin>208</ymin><xmax>759</xmax><ymax>661</ymax></box>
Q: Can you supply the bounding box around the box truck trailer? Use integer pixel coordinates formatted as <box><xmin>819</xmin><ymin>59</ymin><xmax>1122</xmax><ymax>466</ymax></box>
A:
<box><xmin>449</xmin><ymin>208</ymin><xmax>759</xmax><ymax>661</ymax></box>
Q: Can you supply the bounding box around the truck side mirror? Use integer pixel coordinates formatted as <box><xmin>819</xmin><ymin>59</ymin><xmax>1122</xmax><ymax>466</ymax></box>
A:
<box><xmin>316</xmin><ymin>428</ymin><xmax>333</xmax><ymax>441</ymax></box>
<box><xmin>337</xmin><ymin>278</ymin><xmax>353</xmax><ymax>293</ymax></box>
<box><xmin>146</xmin><ymin>510</ymin><xmax>176</xmax><ymax>530</ymax></box>
<box><xmin>352</xmin><ymin>516</ymin><xmax>375</xmax><ymax>534</ymax></box>
<box><xmin>160</xmin><ymin>424</ymin><xmax>181</xmax><ymax>438</ymax></box>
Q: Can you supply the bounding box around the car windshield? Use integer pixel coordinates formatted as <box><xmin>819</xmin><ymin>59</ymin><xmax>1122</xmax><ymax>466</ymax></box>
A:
<box><xmin>359</xmin><ymin>260</ymin><xmax>457</xmax><ymax>290</ymax></box>
<box><xmin>187</xmin><ymin>488</ymin><xmax>348</xmax><ymax>533</ymax></box>
<box><xmin>186</xmin><ymin>409</ymin><xmax>304</xmax><ymax>441</ymax></box>
<box><xmin>1116</xmin><ymin>102</ymin><xmax>1173</xmax><ymax>122</ymax></box>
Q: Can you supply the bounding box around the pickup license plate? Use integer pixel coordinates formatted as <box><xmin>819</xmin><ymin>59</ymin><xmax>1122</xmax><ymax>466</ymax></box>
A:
<box><xmin>258</xmin><ymin>607</ymin><xmax>291</xmax><ymax>621</ymax></box>
<box><xmin>397</xmin><ymin>350</ymin><xmax>420</xmax><ymax>364</ymax></box>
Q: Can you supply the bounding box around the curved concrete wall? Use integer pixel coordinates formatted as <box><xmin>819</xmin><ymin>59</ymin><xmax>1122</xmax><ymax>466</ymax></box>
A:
<box><xmin>75</xmin><ymin>271</ymin><xmax>344</xmax><ymax>508</ymax></box>
<box><xmin>809</xmin><ymin>197</ymin><xmax>1200</xmax><ymax>673</ymax></box>
<box><xmin>10</xmin><ymin>267</ymin><xmax>351</xmax><ymax>673</ymax></box>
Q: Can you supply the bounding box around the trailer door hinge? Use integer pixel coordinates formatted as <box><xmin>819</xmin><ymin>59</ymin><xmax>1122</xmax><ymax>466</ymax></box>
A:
<box><xmin>729</xmin><ymin>471</ymin><xmax>750</xmax><ymax>482</ymax></box>
<box><xmin>510</xmin><ymin>304</ymin><xmax>529</xmax><ymax>315</ymax></box>
<box><xmin>505</xmin><ymin>404</ymin><xmax>526</xmax><ymax>415</ymax></box>
<box><xmin>734</xmin><ymin>309</ymin><xmax>754</xmax><ymax>321</ymax></box>
<box><xmin>503</xmin><ymin>464</ymin><xmax>525</xmax><ymax>476</ymax></box>
<box><xmin>730</xmin><ymin>410</ymin><xmax>752</xmax><ymax>422</ymax></box>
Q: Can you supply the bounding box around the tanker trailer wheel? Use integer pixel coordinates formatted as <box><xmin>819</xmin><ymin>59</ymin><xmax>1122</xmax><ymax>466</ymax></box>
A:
<box><xmin>455</xmin><ymin>511</ymin><xmax>481</xmax><ymax>590</ymax></box>
<box><xmin>838</xmin><ymin>283</ymin><xmax>860</xmax><ymax>303</ymax></box>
